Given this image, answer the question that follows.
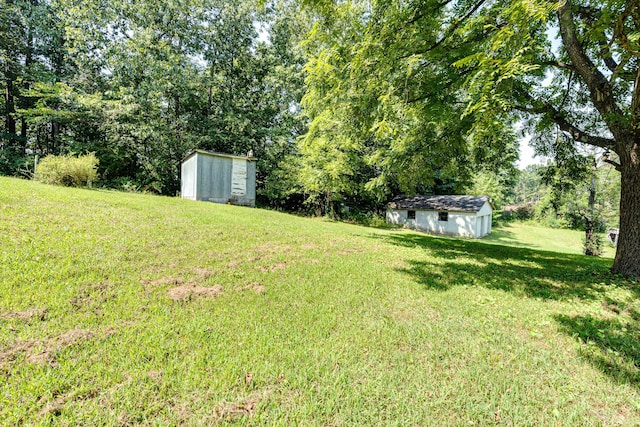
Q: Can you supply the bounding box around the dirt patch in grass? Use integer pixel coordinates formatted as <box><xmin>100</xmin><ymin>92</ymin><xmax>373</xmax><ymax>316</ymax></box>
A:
<box><xmin>192</xmin><ymin>267</ymin><xmax>214</xmax><ymax>278</ymax></box>
<box><xmin>337</xmin><ymin>248</ymin><xmax>363</xmax><ymax>255</ymax></box>
<box><xmin>144</xmin><ymin>277</ymin><xmax>185</xmax><ymax>287</ymax></box>
<box><xmin>27</xmin><ymin>330</ymin><xmax>95</xmax><ymax>366</ymax></box>
<box><xmin>1</xmin><ymin>307</ymin><xmax>47</xmax><ymax>322</ymax></box>
<box><xmin>215</xmin><ymin>390</ymin><xmax>265</xmax><ymax>422</ymax></box>
<box><xmin>227</xmin><ymin>260</ymin><xmax>242</xmax><ymax>269</ymax></box>
<box><xmin>38</xmin><ymin>394</ymin><xmax>68</xmax><ymax>417</ymax></box>
<box><xmin>168</xmin><ymin>283</ymin><xmax>224</xmax><ymax>301</ymax></box>
<box><xmin>70</xmin><ymin>284</ymin><xmax>117</xmax><ymax>310</ymax></box>
<box><xmin>256</xmin><ymin>263</ymin><xmax>287</xmax><ymax>273</ymax></box>
<box><xmin>37</xmin><ymin>388</ymin><xmax>99</xmax><ymax>418</ymax></box>
<box><xmin>236</xmin><ymin>282</ymin><xmax>266</xmax><ymax>294</ymax></box>
<box><xmin>0</xmin><ymin>339</ymin><xmax>38</xmax><ymax>365</ymax></box>
<box><xmin>1</xmin><ymin>329</ymin><xmax>98</xmax><ymax>367</ymax></box>
<box><xmin>255</xmin><ymin>243</ymin><xmax>294</xmax><ymax>254</ymax></box>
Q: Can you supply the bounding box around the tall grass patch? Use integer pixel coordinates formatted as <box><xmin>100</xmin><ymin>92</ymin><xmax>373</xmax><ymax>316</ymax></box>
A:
<box><xmin>34</xmin><ymin>153</ymin><xmax>98</xmax><ymax>187</ymax></box>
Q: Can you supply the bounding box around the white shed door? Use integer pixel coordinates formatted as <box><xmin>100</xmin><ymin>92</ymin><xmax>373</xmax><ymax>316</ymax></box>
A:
<box><xmin>231</xmin><ymin>159</ymin><xmax>247</xmax><ymax>196</ymax></box>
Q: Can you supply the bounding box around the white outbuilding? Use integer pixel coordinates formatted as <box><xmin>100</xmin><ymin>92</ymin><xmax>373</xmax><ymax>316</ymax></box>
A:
<box><xmin>386</xmin><ymin>195</ymin><xmax>494</xmax><ymax>238</ymax></box>
<box><xmin>180</xmin><ymin>150</ymin><xmax>256</xmax><ymax>207</ymax></box>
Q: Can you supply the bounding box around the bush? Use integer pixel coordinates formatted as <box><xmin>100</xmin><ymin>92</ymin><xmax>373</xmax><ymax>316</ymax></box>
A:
<box><xmin>35</xmin><ymin>153</ymin><xmax>99</xmax><ymax>187</ymax></box>
<box><xmin>502</xmin><ymin>203</ymin><xmax>536</xmax><ymax>221</ymax></box>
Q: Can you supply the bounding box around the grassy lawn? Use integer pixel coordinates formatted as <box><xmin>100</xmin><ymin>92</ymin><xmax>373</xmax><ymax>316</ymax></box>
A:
<box><xmin>1</xmin><ymin>176</ymin><xmax>639</xmax><ymax>426</ymax></box>
<box><xmin>486</xmin><ymin>222</ymin><xmax>617</xmax><ymax>258</ymax></box>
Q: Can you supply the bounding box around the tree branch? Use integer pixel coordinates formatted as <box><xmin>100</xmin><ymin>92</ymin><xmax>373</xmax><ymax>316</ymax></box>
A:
<box><xmin>540</xmin><ymin>59</ymin><xmax>576</xmax><ymax>72</ymax></box>
<box><xmin>602</xmin><ymin>157</ymin><xmax>622</xmax><ymax>171</ymax></box>
<box><xmin>557</xmin><ymin>1</ymin><xmax>625</xmax><ymax>137</ymax></box>
<box><xmin>396</xmin><ymin>0</ymin><xmax>489</xmax><ymax>60</ymax></box>
<box><xmin>513</xmin><ymin>92</ymin><xmax>615</xmax><ymax>150</ymax></box>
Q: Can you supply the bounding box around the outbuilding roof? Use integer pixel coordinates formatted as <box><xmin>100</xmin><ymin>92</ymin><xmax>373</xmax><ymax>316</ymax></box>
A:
<box><xmin>182</xmin><ymin>149</ymin><xmax>257</xmax><ymax>163</ymax></box>
<box><xmin>389</xmin><ymin>195</ymin><xmax>493</xmax><ymax>212</ymax></box>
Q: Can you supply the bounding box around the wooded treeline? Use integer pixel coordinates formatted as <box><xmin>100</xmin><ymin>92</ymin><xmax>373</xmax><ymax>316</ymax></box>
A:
<box><xmin>0</xmin><ymin>0</ymin><xmax>309</xmax><ymax>200</ymax></box>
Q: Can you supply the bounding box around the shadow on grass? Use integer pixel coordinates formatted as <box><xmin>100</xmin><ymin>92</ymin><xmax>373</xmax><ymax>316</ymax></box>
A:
<box><xmin>373</xmin><ymin>231</ymin><xmax>621</xmax><ymax>301</ymax></box>
<box><xmin>555</xmin><ymin>313</ymin><xmax>640</xmax><ymax>388</ymax></box>
<box><xmin>374</xmin><ymin>230</ymin><xmax>640</xmax><ymax>388</ymax></box>
<box><xmin>481</xmin><ymin>227</ymin><xmax>536</xmax><ymax>249</ymax></box>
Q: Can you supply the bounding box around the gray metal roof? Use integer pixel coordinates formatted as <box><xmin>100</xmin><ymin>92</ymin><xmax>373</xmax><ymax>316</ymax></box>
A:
<box><xmin>182</xmin><ymin>149</ymin><xmax>257</xmax><ymax>163</ymax></box>
<box><xmin>389</xmin><ymin>195</ymin><xmax>492</xmax><ymax>212</ymax></box>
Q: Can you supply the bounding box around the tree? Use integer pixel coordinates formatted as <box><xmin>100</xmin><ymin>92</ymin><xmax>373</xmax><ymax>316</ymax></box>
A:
<box><xmin>0</xmin><ymin>0</ymin><xmax>308</xmax><ymax>195</ymax></box>
<box><xmin>453</xmin><ymin>0</ymin><xmax>640</xmax><ymax>278</ymax></box>
<box><xmin>301</xmin><ymin>0</ymin><xmax>640</xmax><ymax>279</ymax></box>
<box><xmin>298</xmin><ymin>0</ymin><xmax>518</xmax><ymax>211</ymax></box>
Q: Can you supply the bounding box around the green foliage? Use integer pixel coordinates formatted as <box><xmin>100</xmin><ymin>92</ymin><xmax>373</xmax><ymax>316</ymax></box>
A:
<box><xmin>469</xmin><ymin>171</ymin><xmax>507</xmax><ymax>210</ymax></box>
<box><xmin>1</xmin><ymin>0</ymin><xmax>309</xmax><ymax>197</ymax></box>
<box><xmin>584</xmin><ymin>225</ymin><xmax>604</xmax><ymax>257</ymax></box>
<box><xmin>512</xmin><ymin>165</ymin><xmax>545</xmax><ymax>205</ymax></box>
<box><xmin>35</xmin><ymin>153</ymin><xmax>98</xmax><ymax>186</ymax></box>
<box><xmin>298</xmin><ymin>0</ymin><xmax>519</xmax><ymax>208</ymax></box>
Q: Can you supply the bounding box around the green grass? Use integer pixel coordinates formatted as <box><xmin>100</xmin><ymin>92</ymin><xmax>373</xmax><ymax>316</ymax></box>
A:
<box><xmin>1</xmin><ymin>176</ymin><xmax>639</xmax><ymax>426</ymax></box>
<box><xmin>486</xmin><ymin>221</ymin><xmax>616</xmax><ymax>258</ymax></box>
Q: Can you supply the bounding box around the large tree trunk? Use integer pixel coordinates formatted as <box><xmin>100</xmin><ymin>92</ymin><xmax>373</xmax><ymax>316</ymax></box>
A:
<box><xmin>611</xmin><ymin>144</ymin><xmax>640</xmax><ymax>279</ymax></box>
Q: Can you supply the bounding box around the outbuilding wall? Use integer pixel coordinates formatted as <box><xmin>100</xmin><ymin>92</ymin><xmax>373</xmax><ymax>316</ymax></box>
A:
<box><xmin>475</xmin><ymin>202</ymin><xmax>492</xmax><ymax>237</ymax></box>
<box><xmin>412</xmin><ymin>211</ymin><xmax>476</xmax><ymax>237</ymax></box>
<box><xmin>196</xmin><ymin>154</ymin><xmax>232</xmax><ymax>203</ymax></box>
<box><xmin>180</xmin><ymin>155</ymin><xmax>198</xmax><ymax>200</ymax></box>
<box><xmin>386</xmin><ymin>206</ymin><xmax>490</xmax><ymax>238</ymax></box>
<box><xmin>181</xmin><ymin>151</ymin><xmax>256</xmax><ymax>207</ymax></box>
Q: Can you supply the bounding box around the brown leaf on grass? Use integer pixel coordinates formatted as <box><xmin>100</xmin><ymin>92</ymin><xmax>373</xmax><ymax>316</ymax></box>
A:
<box><xmin>244</xmin><ymin>371</ymin><xmax>253</xmax><ymax>387</ymax></box>
<box><xmin>0</xmin><ymin>307</ymin><xmax>47</xmax><ymax>322</ymax></box>
<box><xmin>167</xmin><ymin>283</ymin><xmax>223</xmax><ymax>301</ymax></box>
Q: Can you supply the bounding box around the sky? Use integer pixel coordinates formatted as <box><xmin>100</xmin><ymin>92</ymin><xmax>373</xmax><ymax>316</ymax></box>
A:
<box><xmin>517</xmin><ymin>135</ymin><xmax>546</xmax><ymax>170</ymax></box>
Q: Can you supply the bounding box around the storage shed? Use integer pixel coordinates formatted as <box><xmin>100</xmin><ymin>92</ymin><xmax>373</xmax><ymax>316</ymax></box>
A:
<box><xmin>386</xmin><ymin>195</ymin><xmax>494</xmax><ymax>238</ymax></box>
<box><xmin>181</xmin><ymin>150</ymin><xmax>256</xmax><ymax>207</ymax></box>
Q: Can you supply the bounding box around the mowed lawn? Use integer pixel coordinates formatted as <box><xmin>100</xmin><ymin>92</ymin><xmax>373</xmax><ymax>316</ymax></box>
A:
<box><xmin>1</xmin><ymin>177</ymin><xmax>639</xmax><ymax>426</ymax></box>
<box><xmin>484</xmin><ymin>222</ymin><xmax>617</xmax><ymax>258</ymax></box>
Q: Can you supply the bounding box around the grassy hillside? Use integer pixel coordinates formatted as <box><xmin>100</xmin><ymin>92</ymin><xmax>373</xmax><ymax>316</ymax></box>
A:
<box><xmin>484</xmin><ymin>222</ymin><xmax>617</xmax><ymax>258</ymax></box>
<box><xmin>1</xmin><ymin>177</ymin><xmax>638</xmax><ymax>426</ymax></box>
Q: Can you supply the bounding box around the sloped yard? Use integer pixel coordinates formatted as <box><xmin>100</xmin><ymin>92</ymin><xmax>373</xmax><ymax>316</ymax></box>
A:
<box><xmin>1</xmin><ymin>177</ymin><xmax>638</xmax><ymax>425</ymax></box>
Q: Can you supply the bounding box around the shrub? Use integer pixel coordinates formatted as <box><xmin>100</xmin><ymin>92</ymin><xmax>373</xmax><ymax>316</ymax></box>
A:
<box><xmin>35</xmin><ymin>153</ymin><xmax>99</xmax><ymax>187</ymax></box>
<box><xmin>502</xmin><ymin>203</ymin><xmax>536</xmax><ymax>221</ymax></box>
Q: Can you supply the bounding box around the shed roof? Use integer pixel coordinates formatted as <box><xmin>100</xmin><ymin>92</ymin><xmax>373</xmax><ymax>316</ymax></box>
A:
<box><xmin>182</xmin><ymin>149</ymin><xmax>257</xmax><ymax>163</ymax></box>
<box><xmin>389</xmin><ymin>195</ymin><xmax>493</xmax><ymax>212</ymax></box>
